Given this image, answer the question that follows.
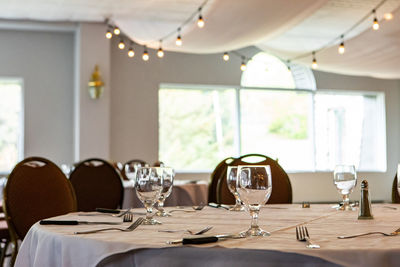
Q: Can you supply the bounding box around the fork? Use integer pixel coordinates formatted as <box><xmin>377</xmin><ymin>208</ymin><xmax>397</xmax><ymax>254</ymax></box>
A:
<box><xmin>123</xmin><ymin>213</ymin><xmax>133</xmax><ymax>222</ymax></box>
<box><xmin>158</xmin><ymin>226</ymin><xmax>213</xmax><ymax>235</ymax></box>
<box><xmin>296</xmin><ymin>226</ymin><xmax>320</xmax><ymax>249</ymax></box>
<box><xmin>74</xmin><ymin>217</ymin><xmax>144</xmax><ymax>234</ymax></box>
<box><xmin>338</xmin><ymin>227</ymin><xmax>400</xmax><ymax>239</ymax></box>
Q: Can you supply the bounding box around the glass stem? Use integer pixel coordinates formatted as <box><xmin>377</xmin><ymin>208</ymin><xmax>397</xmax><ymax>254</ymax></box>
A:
<box><xmin>145</xmin><ymin>204</ymin><xmax>153</xmax><ymax>220</ymax></box>
<box><xmin>158</xmin><ymin>200</ymin><xmax>165</xmax><ymax>212</ymax></box>
<box><xmin>342</xmin><ymin>194</ymin><xmax>350</xmax><ymax>207</ymax></box>
<box><xmin>250</xmin><ymin>210</ymin><xmax>259</xmax><ymax>229</ymax></box>
<box><xmin>234</xmin><ymin>194</ymin><xmax>241</xmax><ymax>206</ymax></box>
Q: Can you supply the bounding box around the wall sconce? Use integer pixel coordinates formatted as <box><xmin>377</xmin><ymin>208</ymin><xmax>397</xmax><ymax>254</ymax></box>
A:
<box><xmin>88</xmin><ymin>65</ymin><xmax>104</xmax><ymax>99</ymax></box>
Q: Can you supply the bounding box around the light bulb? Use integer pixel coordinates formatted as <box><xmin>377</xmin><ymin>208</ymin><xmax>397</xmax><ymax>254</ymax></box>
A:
<box><xmin>338</xmin><ymin>42</ymin><xmax>345</xmax><ymax>54</ymax></box>
<box><xmin>372</xmin><ymin>18</ymin><xmax>379</xmax><ymax>30</ymax></box>
<box><xmin>157</xmin><ymin>48</ymin><xmax>164</xmax><ymax>58</ymax></box>
<box><xmin>128</xmin><ymin>48</ymin><xmax>135</xmax><ymax>58</ymax></box>
<box><xmin>118</xmin><ymin>40</ymin><xmax>125</xmax><ymax>50</ymax></box>
<box><xmin>312</xmin><ymin>58</ymin><xmax>318</xmax><ymax>69</ymax></box>
<box><xmin>223</xmin><ymin>52</ymin><xmax>229</xmax><ymax>61</ymax></box>
<box><xmin>176</xmin><ymin>35</ymin><xmax>182</xmax><ymax>46</ymax></box>
<box><xmin>384</xmin><ymin>13</ymin><xmax>393</xmax><ymax>20</ymax></box>
<box><xmin>114</xmin><ymin>27</ymin><xmax>120</xmax><ymax>35</ymax></box>
<box><xmin>105</xmin><ymin>30</ymin><xmax>112</xmax><ymax>39</ymax></box>
<box><xmin>197</xmin><ymin>15</ymin><xmax>205</xmax><ymax>28</ymax></box>
<box><xmin>240</xmin><ymin>62</ymin><xmax>246</xmax><ymax>71</ymax></box>
<box><xmin>142</xmin><ymin>50</ymin><xmax>149</xmax><ymax>61</ymax></box>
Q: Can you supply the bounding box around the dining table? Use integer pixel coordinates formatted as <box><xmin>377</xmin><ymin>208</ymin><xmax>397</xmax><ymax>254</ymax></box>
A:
<box><xmin>14</xmin><ymin>204</ymin><xmax>400</xmax><ymax>267</ymax></box>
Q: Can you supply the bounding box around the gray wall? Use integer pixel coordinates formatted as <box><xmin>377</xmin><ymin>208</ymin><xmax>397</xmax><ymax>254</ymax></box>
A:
<box><xmin>0</xmin><ymin>29</ymin><xmax>74</xmax><ymax>165</ymax></box>
<box><xmin>110</xmin><ymin>42</ymin><xmax>400</xmax><ymax>202</ymax></box>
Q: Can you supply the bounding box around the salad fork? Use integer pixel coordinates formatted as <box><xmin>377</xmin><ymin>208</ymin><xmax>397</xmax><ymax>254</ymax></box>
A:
<box><xmin>74</xmin><ymin>217</ymin><xmax>144</xmax><ymax>234</ymax></box>
<box><xmin>296</xmin><ymin>226</ymin><xmax>320</xmax><ymax>248</ymax></box>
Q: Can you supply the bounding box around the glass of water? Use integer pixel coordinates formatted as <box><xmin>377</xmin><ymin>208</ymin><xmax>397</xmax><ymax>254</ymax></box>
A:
<box><xmin>135</xmin><ymin>167</ymin><xmax>164</xmax><ymax>224</ymax></box>
<box><xmin>156</xmin><ymin>167</ymin><xmax>175</xmax><ymax>217</ymax></box>
<box><xmin>237</xmin><ymin>165</ymin><xmax>272</xmax><ymax>237</ymax></box>
<box><xmin>333</xmin><ymin>165</ymin><xmax>357</xmax><ymax>211</ymax></box>
<box><xmin>226</xmin><ymin>166</ymin><xmax>244</xmax><ymax>211</ymax></box>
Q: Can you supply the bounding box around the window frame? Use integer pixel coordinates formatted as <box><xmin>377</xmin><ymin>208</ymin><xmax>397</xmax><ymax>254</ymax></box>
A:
<box><xmin>159</xmin><ymin>83</ymin><xmax>386</xmax><ymax>173</ymax></box>
<box><xmin>0</xmin><ymin>77</ymin><xmax>24</xmax><ymax>176</ymax></box>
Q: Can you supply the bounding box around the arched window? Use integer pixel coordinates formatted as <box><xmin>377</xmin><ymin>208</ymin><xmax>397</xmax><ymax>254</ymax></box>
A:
<box><xmin>241</xmin><ymin>52</ymin><xmax>316</xmax><ymax>90</ymax></box>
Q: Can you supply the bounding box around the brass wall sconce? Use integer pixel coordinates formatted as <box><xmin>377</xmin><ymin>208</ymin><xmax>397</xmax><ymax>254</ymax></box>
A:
<box><xmin>88</xmin><ymin>65</ymin><xmax>104</xmax><ymax>99</ymax></box>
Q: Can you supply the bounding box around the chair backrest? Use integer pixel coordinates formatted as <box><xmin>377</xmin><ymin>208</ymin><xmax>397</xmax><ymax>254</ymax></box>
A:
<box><xmin>121</xmin><ymin>159</ymin><xmax>148</xmax><ymax>180</ymax></box>
<box><xmin>210</xmin><ymin>154</ymin><xmax>293</xmax><ymax>204</ymax></box>
<box><xmin>3</xmin><ymin>157</ymin><xmax>77</xmax><ymax>240</ymax></box>
<box><xmin>208</xmin><ymin>157</ymin><xmax>235</xmax><ymax>203</ymax></box>
<box><xmin>69</xmin><ymin>158</ymin><xmax>124</xmax><ymax>211</ymax></box>
<box><xmin>392</xmin><ymin>172</ymin><xmax>400</xmax><ymax>203</ymax></box>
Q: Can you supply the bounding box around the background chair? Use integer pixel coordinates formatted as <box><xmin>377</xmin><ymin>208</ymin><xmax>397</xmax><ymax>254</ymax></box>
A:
<box><xmin>392</xmin><ymin>172</ymin><xmax>400</xmax><ymax>203</ymax></box>
<box><xmin>3</xmin><ymin>157</ymin><xmax>77</xmax><ymax>265</ymax></box>
<box><xmin>69</xmin><ymin>158</ymin><xmax>124</xmax><ymax>211</ymax></box>
<box><xmin>209</xmin><ymin>154</ymin><xmax>293</xmax><ymax>204</ymax></box>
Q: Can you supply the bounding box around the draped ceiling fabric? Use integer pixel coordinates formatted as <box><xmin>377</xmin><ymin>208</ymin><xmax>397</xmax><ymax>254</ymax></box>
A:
<box><xmin>0</xmin><ymin>0</ymin><xmax>399</xmax><ymax>78</ymax></box>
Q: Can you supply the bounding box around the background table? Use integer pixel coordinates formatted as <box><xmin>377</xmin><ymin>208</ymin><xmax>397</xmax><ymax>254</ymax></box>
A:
<box><xmin>15</xmin><ymin>204</ymin><xmax>400</xmax><ymax>267</ymax></box>
<box><xmin>122</xmin><ymin>180</ymin><xmax>208</xmax><ymax>208</ymax></box>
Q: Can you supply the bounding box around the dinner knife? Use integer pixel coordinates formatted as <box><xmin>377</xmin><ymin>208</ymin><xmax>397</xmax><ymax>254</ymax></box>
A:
<box><xmin>95</xmin><ymin>208</ymin><xmax>121</xmax><ymax>214</ymax></box>
<box><xmin>40</xmin><ymin>220</ymin><xmax>123</xmax><ymax>225</ymax></box>
<box><xmin>167</xmin><ymin>234</ymin><xmax>243</xmax><ymax>245</ymax></box>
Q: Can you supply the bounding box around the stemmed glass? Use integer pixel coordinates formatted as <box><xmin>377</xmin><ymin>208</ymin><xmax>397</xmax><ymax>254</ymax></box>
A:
<box><xmin>236</xmin><ymin>165</ymin><xmax>272</xmax><ymax>237</ymax></box>
<box><xmin>226</xmin><ymin>166</ymin><xmax>244</xmax><ymax>211</ymax></box>
<box><xmin>135</xmin><ymin>167</ymin><xmax>164</xmax><ymax>224</ymax></box>
<box><xmin>125</xmin><ymin>162</ymin><xmax>144</xmax><ymax>184</ymax></box>
<box><xmin>156</xmin><ymin>167</ymin><xmax>175</xmax><ymax>217</ymax></box>
<box><xmin>333</xmin><ymin>165</ymin><xmax>357</xmax><ymax>211</ymax></box>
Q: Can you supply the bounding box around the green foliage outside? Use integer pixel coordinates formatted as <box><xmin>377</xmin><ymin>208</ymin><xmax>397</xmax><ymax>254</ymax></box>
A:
<box><xmin>269</xmin><ymin>114</ymin><xmax>308</xmax><ymax>139</ymax></box>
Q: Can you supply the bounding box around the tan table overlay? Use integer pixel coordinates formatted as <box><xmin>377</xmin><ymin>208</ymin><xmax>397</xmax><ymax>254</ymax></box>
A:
<box><xmin>15</xmin><ymin>204</ymin><xmax>400</xmax><ymax>267</ymax></box>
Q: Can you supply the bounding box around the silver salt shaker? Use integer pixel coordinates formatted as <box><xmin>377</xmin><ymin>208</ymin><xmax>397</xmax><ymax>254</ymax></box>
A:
<box><xmin>358</xmin><ymin>180</ymin><xmax>373</xmax><ymax>220</ymax></box>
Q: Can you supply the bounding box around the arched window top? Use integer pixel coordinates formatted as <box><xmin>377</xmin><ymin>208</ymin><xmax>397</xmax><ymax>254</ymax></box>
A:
<box><xmin>240</xmin><ymin>52</ymin><xmax>316</xmax><ymax>90</ymax></box>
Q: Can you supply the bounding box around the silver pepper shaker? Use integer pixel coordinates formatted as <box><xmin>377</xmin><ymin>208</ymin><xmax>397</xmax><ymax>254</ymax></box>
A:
<box><xmin>358</xmin><ymin>180</ymin><xmax>373</xmax><ymax>220</ymax></box>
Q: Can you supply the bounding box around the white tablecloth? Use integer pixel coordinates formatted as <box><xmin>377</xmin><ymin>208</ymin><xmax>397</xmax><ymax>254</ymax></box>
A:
<box><xmin>15</xmin><ymin>204</ymin><xmax>400</xmax><ymax>267</ymax></box>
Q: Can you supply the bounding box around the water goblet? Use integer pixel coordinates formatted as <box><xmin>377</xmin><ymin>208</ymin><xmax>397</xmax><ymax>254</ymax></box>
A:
<box><xmin>156</xmin><ymin>167</ymin><xmax>175</xmax><ymax>217</ymax></box>
<box><xmin>135</xmin><ymin>167</ymin><xmax>163</xmax><ymax>224</ymax></box>
<box><xmin>125</xmin><ymin>161</ymin><xmax>144</xmax><ymax>184</ymax></box>
<box><xmin>333</xmin><ymin>165</ymin><xmax>357</xmax><ymax>211</ymax></box>
<box><xmin>236</xmin><ymin>165</ymin><xmax>272</xmax><ymax>237</ymax></box>
<box><xmin>226</xmin><ymin>166</ymin><xmax>244</xmax><ymax>211</ymax></box>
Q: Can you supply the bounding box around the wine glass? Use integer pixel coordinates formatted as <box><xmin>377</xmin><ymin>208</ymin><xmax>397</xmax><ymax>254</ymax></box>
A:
<box><xmin>156</xmin><ymin>167</ymin><xmax>175</xmax><ymax>217</ymax></box>
<box><xmin>333</xmin><ymin>165</ymin><xmax>357</xmax><ymax>211</ymax></box>
<box><xmin>236</xmin><ymin>165</ymin><xmax>272</xmax><ymax>237</ymax></box>
<box><xmin>125</xmin><ymin>162</ymin><xmax>144</xmax><ymax>184</ymax></box>
<box><xmin>135</xmin><ymin>167</ymin><xmax>164</xmax><ymax>224</ymax></box>
<box><xmin>226</xmin><ymin>166</ymin><xmax>244</xmax><ymax>211</ymax></box>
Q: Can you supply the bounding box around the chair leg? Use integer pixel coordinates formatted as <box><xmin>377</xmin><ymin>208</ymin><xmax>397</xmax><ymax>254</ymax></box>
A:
<box><xmin>9</xmin><ymin>240</ymin><xmax>17</xmax><ymax>267</ymax></box>
<box><xmin>0</xmin><ymin>240</ymin><xmax>9</xmax><ymax>267</ymax></box>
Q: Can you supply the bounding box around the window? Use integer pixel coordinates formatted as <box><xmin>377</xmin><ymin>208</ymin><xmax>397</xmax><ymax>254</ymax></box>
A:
<box><xmin>158</xmin><ymin>53</ymin><xmax>386</xmax><ymax>172</ymax></box>
<box><xmin>0</xmin><ymin>79</ymin><xmax>23</xmax><ymax>173</ymax></box>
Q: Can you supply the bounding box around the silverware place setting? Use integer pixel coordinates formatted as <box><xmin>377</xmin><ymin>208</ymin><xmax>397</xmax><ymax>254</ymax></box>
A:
<box><xmin>74</xmin><ymin>217</ymin><xmax>144</xmax><ymax>235</ymax></box>
<box><xmin>338</xmin><ymin>227</ymin><xmax>400</xmax><ymax>239</ymax></box>
<box><xmin>296</xmin><ymin>226</ymin><xmax>320</xmax><ymax>249</ymax></box>
<box><xmin>158</xmin><ymin>226</ymin><xmax>213</xmax><ymax>235</ymax></box>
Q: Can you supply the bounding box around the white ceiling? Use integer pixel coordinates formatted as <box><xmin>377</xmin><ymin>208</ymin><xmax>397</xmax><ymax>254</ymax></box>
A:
<box><xmin>0</xmin><ymin>0</ymin><xmax>400</xmax><ymax>78</ymax></box>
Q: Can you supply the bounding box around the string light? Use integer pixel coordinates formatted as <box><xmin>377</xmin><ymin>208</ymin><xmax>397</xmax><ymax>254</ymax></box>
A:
<box><xmin>114</xmin><ymin>26</ymin><xmax>121</xmax><ymax>35</ymax></box>
<box><xmin>197</xmin><ymin>8</ymin><xmax>205</xmax><ymax>28</ymax></box>
<box><xmin>223</xmin><ymin>52</ymin><xmax>229</xmax><ymax>61</ymax></box>
<box><xmin>176</xmin><ymin>28</ymin><xmax>182</xmax><ymax>46</ymax></box>
<box><xmin>157</xmin><ymin>47</ymin><xmax>164</xmax><ymax>58</ymax></box>
<box><xmin>286</xmin><ymin>60</ymin><xmax>291</xmax><ymax>72</ymax></box>
<box><xmin>240</xmin><ymin>57</ymin><xmax>247</xmax><ymax>71</ymax></box>
<box><xmin>105</xmin><ymin>29</ymin><xmax>112</xmax><ymax>39</ymax></box>
<box><xmin>118</xmin><ymin>39</ymin><xmax>125</xmax><ymax>50</ymax></box>
<box><xmin>311</xmin><ymin>52</ymin><xmax>318</xmax><ymax>69</ymax></box>
<box><xmin>384</xmin><ymin>13</ymin><xmax>393</xmax><ymax>20</ymax></box>
<box><xmin>142</xmin><ymin>47</ymin><xmax>149</xmax><ymax>61</ymax></box>
<box><xmin>128</xmin><ymin>47</ymin><xmax>135</xmax><ymax>58</ymax></box>
<box><xmin>372</xmin><ymin>10</ymin><xmax>380</xmax><ymax>30</ymax></box>
<box><xmin>338</xmin><ymin>35</ymin><xmax>345</xmax><ymax>54</ymax></box>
